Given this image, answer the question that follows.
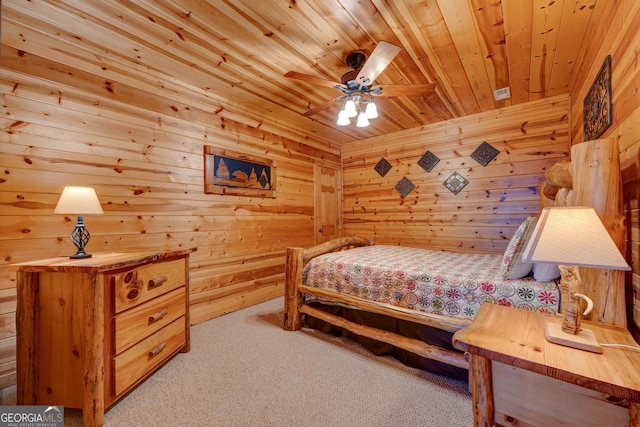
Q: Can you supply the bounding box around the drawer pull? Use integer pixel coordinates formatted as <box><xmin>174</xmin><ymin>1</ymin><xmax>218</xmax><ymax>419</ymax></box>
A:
<box><xmin>148</xmin><ymin>275</ymin><xmax>168</xmax><ymax>289</ymax></box>
<box><xmin>149</xmin><ymin>310</ymin><xmax>169</xmax><ymax>324</ymax></box>
<box><xmin>148</xmin><ymin>342</ymin><xmax>167</xmax><ymax>358</ymax></box>
<box><xmin>127</xmin><ymin>288</ymin><xmax>139</xmax><ymax>300</ymax></box>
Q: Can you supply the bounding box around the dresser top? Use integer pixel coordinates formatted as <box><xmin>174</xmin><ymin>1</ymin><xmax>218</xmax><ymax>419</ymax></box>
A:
<box><xmin>9</xmin><ymin>248</ymin><xmax>196</xmax><ymax>273</ymax></box>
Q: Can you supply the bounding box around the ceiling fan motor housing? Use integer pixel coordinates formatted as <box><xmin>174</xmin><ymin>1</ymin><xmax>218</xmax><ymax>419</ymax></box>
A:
<box><xmin>341</xmin><ymin>51</ymin><xmax>366</xmax><ymax>84</ymax></box>
<box><xmin>345</xmin><ymin>51</ymin><xmax>366</xmax><ymax>70</ymax></box>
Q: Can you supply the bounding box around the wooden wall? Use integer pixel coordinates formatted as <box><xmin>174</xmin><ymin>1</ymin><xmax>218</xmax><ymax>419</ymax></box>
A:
<box><xmin>0</xmin><ymin>48</ymin><xmax>337</xmax><ymax>391</ymax></box>
<box><xmin>342</xmin><ymin>95</ymin><xmax>570</xmax><ymax>253</ymax></box>
<box><xmin>567</xmin><ymin>0</ymin><xmax>640</xmax><ymax>335</ymax></box>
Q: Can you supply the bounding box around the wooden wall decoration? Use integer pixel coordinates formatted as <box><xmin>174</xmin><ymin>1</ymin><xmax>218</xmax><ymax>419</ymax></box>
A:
<box><xmin>443</xmin><ymin>172</ymin><xmax>469</xmax><ymax>195</ymax></box>
<box><xmin>418</xmin><ymin>151</ymin><xmax>440</xmax><ymax>173</ymax></box>
<box><xmin>204</xmin><ymin>146</ymin><xmax>276</xmax><ymax>198</ymax></box>
<box><xmin>395</xmin><ymin>177</ymin><xmax>415</xmax><ymax>197</ymax></box>
<box><xmin>374</xmin><ymin>158</ymin><xmax>392</xmax><ymax>177</ymax></box>
<box><xmin>470</xmin><ymin>142</ymin><xmax>500</xmax><ymax>166</ymax></box>
<box><xmin>583</xmin><ymin>55</ymin><xmax>612</xmax><ymax>141</ymax></box>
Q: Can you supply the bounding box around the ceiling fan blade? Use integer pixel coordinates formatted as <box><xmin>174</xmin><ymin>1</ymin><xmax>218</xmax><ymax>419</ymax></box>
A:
<box><xmin>375</xmin><ymin>83</ymin><xmax>436</xmax><ymax>98</ymax></box>
<box><xmin>302</xmin><ymin>97</ymin><xmax>342</xmax><ymax>117</ymax></box>
<box><xmin>284</xmin><ymin>71</ymin><xmax>340</xmax><ymax>89</ymax></box>
<box><xmin>355</xmin><ymin>41</ymin><xmax>401</xmax><ymax>84</ymax></box>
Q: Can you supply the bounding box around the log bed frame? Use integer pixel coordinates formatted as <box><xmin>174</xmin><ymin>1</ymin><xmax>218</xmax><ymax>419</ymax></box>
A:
<box><xmin>282</xmin><ymin>138</ymin><xmax>626</xmax><ymax>372</ymax></box>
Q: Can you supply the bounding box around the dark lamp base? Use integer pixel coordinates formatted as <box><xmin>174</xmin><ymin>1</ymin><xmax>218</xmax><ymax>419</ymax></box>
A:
<box><xmin>70</xmin><ymin>252</ymin><xmax>92</xmax><ymax>259</ymax></box>
<box><xmin>69</xmin><ymin>216</ymin><xmax>93</xmax><ymax>259</ymax></box>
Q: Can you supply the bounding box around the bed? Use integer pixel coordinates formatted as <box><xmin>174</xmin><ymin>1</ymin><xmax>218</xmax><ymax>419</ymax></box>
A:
<box><xmin>283</xmin><ymin>138</ymin><xmax>626</xmax><ymax>378</ymax></box>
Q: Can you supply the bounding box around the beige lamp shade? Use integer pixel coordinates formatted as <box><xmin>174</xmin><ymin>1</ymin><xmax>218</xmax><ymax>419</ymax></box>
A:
<box><xmin>522</xmin><ymin>207</ymin><xmax>630</xmax><ymax>270</ymax></box>
<box><xmin>54</xmin><ymin>187</ymin><xmax>104</xmax><ymax>215</ymax></box>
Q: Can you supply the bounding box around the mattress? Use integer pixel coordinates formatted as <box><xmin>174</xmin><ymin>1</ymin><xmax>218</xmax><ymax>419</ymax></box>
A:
<box><xmin>302</xmin><ymin>245</ymin><xmax>560</xmax><ymax>321</ymax></box>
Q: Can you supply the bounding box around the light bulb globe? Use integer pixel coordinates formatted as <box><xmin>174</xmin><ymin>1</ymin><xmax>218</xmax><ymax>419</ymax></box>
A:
<box><xmin>365</xmin><ymin>101</ymin><xmax>378</xmax><ymax>119</ymax></box>
<box><xmin>336</xmin><ymin>109</ymin><xmax>351</xmax><ymax>126</ymax></box>
<box><xmin>356</xmin><ymin>111</ymin><xmax>370</xmax><ymax>127</ymax></box>
<box><xmin>344</xmin><ymin>100</ymin><xmax>357</xmax><ymax>118</ymax></box>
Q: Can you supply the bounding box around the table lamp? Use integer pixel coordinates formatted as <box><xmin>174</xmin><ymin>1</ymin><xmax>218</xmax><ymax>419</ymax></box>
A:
<box><xmin>521</xmin><ymin>207</ymin><xmax>631</xmax><ymax>353</ymax></box>
<box><xmin>54</xmin><ymin>186</ymin><xmax>104</xmax><ymax>259</ymax></box>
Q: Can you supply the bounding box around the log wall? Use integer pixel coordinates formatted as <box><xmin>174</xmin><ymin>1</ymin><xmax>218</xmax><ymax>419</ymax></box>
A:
<box><xmin>0</xmin><ymin>49</ymin><xmax>338</xmax><ymax>391</ymax></box>
<box><xmin>342</xmin><ymin>95</ymin><xmax>571</xmax><ymax>253</ymax></box>
<box><xmin>567</xmin><ymin>0</ymin><xmax>640</xmax><ymax>336</ymax></box>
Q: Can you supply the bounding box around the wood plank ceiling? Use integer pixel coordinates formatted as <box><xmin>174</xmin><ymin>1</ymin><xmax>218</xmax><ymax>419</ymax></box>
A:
<box><xmin>1</xmin><ymin>0</ymin><xmax>597</xmax><ymax>144</ymax></box>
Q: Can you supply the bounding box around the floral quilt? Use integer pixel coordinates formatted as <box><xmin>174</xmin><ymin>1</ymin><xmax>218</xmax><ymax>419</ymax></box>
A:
<box><xmin>302</xmin><ymin>245</ymin><xmax>559</xmax><ymax>321</ymax></box>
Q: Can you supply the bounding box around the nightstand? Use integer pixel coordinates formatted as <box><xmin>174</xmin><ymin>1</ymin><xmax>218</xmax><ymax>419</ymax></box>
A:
<box><xmin>452</xmin><ymin>304</ymin><xmax>640</xmax><ymax>427</ymax></box>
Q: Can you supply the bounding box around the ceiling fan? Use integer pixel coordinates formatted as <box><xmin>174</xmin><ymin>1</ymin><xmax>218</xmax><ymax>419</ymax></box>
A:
<box><xmin>285</xmin><ymin>41</ymin><xmax>436</xmax><ymax>118</ymax></box>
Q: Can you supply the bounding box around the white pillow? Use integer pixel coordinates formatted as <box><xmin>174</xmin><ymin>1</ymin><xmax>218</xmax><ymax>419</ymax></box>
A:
<box><xmin>533</xmin><ymin>263</ymin><xmax>561</xmax><ymax>281</ymax></box>
<box><xmin>500</xmin><ymin>217</ymin><xmax>537</xmax><ymax>280</ymax></box>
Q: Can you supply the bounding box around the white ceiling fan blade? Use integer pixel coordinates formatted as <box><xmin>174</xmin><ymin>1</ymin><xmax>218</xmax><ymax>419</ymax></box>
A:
<box><xmin>355</xmin><ymin>41</ymin><xmax>401</xmax><ymax>85</ymax></box>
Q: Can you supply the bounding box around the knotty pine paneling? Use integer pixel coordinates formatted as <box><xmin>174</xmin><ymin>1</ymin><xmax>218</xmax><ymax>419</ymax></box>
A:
<box><xmin>567</xmin><ymin>0</ymin><xmax>640</xmax><ymax>336</ymax></box>
<box><xmin>342</xmin><ymin>95</ymin><xmax>571</xmax><ymax>253</ymax></box>
<box><xmin>0</xmin><ymin>52</ymin><xmax>337</xmax><ymax>390</ymax></box>
<box><xmin>0</xmin><ymin>0</ymin><xmax>636</xmax><ymax>393</ymax></box>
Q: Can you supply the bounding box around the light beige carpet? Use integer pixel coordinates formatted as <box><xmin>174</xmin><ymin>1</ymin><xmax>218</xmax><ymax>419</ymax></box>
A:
<box><xmin>1</xmin><ymin>296</ymin><xmax>472</xmax><ymax>426</ymax></box>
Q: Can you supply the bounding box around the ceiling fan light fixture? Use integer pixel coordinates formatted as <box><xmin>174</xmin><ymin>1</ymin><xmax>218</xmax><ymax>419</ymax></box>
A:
<box><xmin>356</xmin><ymin>111</ymin><xmax>370</xmax><ymax>127</ymax></box>
<box><xmin>336</xmin><ymin>109</ymin><xmax>351</xmax><ymax>126</ymax></box>
<box><xmin>286</xmin><ymin>41</ymin><xmax>424</xmax><ymax>126</ymax></box>
<box><xmin>344</xmin><ymin>98</ymin><xmax>358</xmax><ymax>118</ymax></box>
<box><xmin>365</xmin><ymin>99</ymin><xmax>378</xmax><ymax>119</ymax></box>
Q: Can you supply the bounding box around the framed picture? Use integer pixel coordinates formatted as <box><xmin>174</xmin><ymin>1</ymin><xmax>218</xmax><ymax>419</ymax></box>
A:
<box><xmin>583</xmin><ymin>55</ymin><xmax>612</xmax><ymax>141</ymax></box>
<box><xmin>204</xmin><ymin>146</ymin><xmax>276</xmax><ymax>198</ymax></box>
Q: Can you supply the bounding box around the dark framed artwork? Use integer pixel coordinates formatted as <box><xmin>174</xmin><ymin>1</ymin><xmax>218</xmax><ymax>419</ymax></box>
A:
<box><xmin>204</xmin><ymin>146</ymin><xmax>276</xmax><ymax>198</ymax></box>
<box><xmin>583</xmin><ymin>55</ymin><xmax>612</xmax><ymax>141</ymax></box>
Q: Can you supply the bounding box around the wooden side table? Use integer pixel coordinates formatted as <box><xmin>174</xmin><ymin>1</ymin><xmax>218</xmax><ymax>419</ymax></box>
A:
<box><xmin>453</xmin><ymin>304</ymin><xmax>640</xmax><ymax>427</ymax></box>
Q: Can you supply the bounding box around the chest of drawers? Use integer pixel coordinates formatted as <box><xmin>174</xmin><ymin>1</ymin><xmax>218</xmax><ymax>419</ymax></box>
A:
<box><xmin>11</xmin><ymin>248</ymin><xmax>196</xmax><ymax>427</ymax></box>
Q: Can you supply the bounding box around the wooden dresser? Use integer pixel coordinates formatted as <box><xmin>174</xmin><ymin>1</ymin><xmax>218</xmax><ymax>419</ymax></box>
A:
<box><xmin>10</xmin><ymin>248</ymin><xmax>196</xmax><ymax>427</ymax></box>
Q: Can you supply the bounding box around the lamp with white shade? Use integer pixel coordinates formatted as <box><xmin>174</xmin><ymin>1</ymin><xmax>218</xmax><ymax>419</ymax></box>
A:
<box><xmin>521</xmin><ymin>206</ymin><xmax>631</xmax><ymax>353</ymax></box>
<box><xmin>54</xmin><ymin>186</ymin><xmax>104</xmax><ymax>259</ymax></box>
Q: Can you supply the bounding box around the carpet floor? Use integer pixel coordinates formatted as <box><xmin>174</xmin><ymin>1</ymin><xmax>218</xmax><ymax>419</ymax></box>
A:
<box><xmin>1</xmin><ymin>296</ymin><xmax>472</xmax><ymax>426</ymax></box>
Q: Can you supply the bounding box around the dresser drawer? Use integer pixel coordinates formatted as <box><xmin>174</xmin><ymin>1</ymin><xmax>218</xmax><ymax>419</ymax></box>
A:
<box><xmin>113</xmin><ymin>317</ymin><xmax>186</xmax><ymax>396</ymax></box>
<box><xmin>112</xmin><ymin>258</ymin><xmax>186</xmax><ymax>313</ymax></box>
<box><xmin>113</xmin><ymin>287</ymin><xmax>186</xmax><ymax>354</ymax></box>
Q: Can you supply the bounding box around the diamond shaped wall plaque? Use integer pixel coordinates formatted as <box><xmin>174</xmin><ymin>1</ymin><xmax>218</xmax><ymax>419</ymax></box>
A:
<box><xmin>443</xmin><ymin>171</ymin><xmax>469</xmax><ymax>195</ymax></box>
<box><xmin>471</xmin><ymin>141</ymin><xmax>499</xmax><ymax>166</ymax></box>
<box><xmin>395</xmin><ymin>177</ymin><xmax>415</xmax><ymax>198</ymax></box>
<box><xmin>374</xmin><ymin>158</ymin><xmax>392</xmax><ymax>177</ymax></box>
<box><xmin>418</xmin><ymin>151</ymin><xmax>440</xmax><ymax>173</ymax></box>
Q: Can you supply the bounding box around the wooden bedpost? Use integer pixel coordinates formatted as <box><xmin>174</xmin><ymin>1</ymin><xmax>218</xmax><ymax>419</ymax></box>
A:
<box><xmin>543</xmin><ymin>160</ymin><xmax>572</xmax><ymax>200</ymax></box>
<box><xmin>283</xmin><ymin>246</ymin><xmax>304</xmax><ymax>331</ymax></box>
<box><xmin>570</xmin><ymin>138</ymin><xmax>626</xmax><ymax>328</ymax></box>
<box><xmin>283</xmin><ymin>237</ymin><xmax>373</xmax><ymax>331</ymax></box>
